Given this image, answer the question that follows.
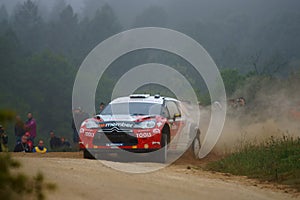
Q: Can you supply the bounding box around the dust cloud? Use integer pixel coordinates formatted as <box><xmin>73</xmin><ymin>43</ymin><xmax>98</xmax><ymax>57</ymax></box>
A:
<box><xmin>201</xmin><ymin>77</ymin><xmax>300</xmax><ymax>155</ymax></box>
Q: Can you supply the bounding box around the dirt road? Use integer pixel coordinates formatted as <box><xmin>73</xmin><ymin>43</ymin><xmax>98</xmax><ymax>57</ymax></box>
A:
<box><xmin>13</xmin><ymin>153</ymin><xmax>297</xmax><ymax>200</ymax></box>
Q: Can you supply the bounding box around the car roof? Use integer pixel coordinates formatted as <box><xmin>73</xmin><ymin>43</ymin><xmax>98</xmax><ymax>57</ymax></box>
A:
<box><xmin>109</xmin><ymin>95</ymin><xmax>179</xmax><ymax>105</ymax></box>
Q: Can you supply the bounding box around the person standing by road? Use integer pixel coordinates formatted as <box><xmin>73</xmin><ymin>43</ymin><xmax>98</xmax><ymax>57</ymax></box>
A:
<box><xmin>61</xmin><ymin>137</ymin><xmax>71</xmax><ymax>152</ymax></box>
<box><xmin>49</xmin><ymin>131</ymin><xmax>61</xmax><ymax>151</ymax></box>
<box><xmin>0</xmin><ymin>125</ymin><xmax>8</xmax><ymax>152</ymax></box>
<box><xmin>14</xmin><ymin>115</ymin><xmax>25</xmax><ymax>144</ymax></box>
<box><xmin>99</xmin><ymin>102</ymin><xmax>105</xmax><ymax>114</ymax></box>
<box><xmin>25</xmin><ymin>112</ymin><xmax>37</xmax><ymax>145</ymax></box>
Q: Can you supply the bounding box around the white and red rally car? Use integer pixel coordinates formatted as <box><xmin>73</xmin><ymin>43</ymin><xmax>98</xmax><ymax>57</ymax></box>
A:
<box><xmin>79</xmin><ymin>94</ymin><xmax>201</xmax><ymax>162</ymax></box>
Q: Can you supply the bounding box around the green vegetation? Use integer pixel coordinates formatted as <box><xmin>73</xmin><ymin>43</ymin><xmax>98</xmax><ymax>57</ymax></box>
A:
<box><xmin>0</xmin><ymin>154</ymin><xmax>56</xmax><ymax>200</ymax></box>
<box><xmin>0</xmin><ymin>108</ymin><xmax>55</xmax><ymax>200</ymax></box>
<box><xmin>207</xmin><ymin>136</ymin><xmax>300</xmax><ymax>191</ymax></box>
<box><xmin>220</xmin><ymin>69</ymin><xmax>246</xmax><ymax>96</ymax></box>
<box><xmin>0</xmin><ymin>110</ymin><xmax>15</xmax><ymax>124</ymax></box>
<box><xmin>0</xmin><ymin>0</ymin><xmax>299</xmax><ymax>149</ymax></box>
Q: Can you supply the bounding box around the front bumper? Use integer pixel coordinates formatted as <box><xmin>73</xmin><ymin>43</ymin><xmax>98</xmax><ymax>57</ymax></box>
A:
<box><xmin>86</xmin><ymin>147</ymin><xmax>160</xmax><ymax>154</ymax></box>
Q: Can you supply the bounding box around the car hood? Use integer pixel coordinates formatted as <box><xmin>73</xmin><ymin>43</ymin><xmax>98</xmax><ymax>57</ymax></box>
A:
<box><xmin>97</xmin><ymin>114</ymin><xmax>156</xmax><ymax>122</ymax></box>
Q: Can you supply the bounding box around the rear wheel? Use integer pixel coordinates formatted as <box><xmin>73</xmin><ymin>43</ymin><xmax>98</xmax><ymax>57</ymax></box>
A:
<box><xmin>189</xmin><ymin>130</ymin><xmax>201</xmax><ymax>159</ymax></box>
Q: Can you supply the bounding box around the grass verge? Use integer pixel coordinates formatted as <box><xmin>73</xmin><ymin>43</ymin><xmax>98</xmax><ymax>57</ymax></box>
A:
<box><xmin>206</xmin><ymin>136</ymin><xmax>300</xmax><ymax>191</ymax></box>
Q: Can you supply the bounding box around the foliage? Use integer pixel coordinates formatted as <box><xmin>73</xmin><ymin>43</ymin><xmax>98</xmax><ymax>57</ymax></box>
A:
<box><xmin>0</xmin><ymin>110</ymin><xmax>15</xmax><ymax>124</ymax></box>
<box><xmin>133</xmin><ymin>6</ymin><xmax>168</xmax><ymax>27</ymax></box>
<box><xmin>220</xmin><ymin>68</ymin><xmax>246</xmax><ymax>97</ymax></box>
<box><xmin>0</xmin><ymin>0</ymin><xmax>299</xmax><ymax>150</ymax></box>
<box><xmin>207</xmin><ymin>136</ymin><xmax>300</xmax><ymax>191</ymax></box>
<box><xmin>0</xmin><ymin>154</ymin><xmax>56</xmax><ymax>200</ymax></box>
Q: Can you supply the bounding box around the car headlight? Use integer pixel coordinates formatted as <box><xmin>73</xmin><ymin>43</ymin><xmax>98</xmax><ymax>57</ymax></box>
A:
<box><xmin>85</xmin><ymin>120</ymin><xmax>98</xmax><ymax>129</ymax></box>
<box><xmin>134</xmin><ymin>120</ymin><xmax>156</xmax><ymax>129</ymax></box>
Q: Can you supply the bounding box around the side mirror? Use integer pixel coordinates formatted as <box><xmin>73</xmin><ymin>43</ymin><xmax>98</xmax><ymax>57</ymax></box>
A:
<box><xmin>173</xmin><ymin>113</ymin><xmax>181</xmax><ymax>120</ymax></box>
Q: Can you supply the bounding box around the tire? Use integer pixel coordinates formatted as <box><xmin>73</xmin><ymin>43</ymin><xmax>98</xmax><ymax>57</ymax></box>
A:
<box><xmin>152</xmin><ymin>134</ymin><xmax>168</xmax><ymax>163</ymax></box>
<box><xmin>191</xmin><ymin>131</ymin><xmax>201</xmax><ymax>159</ymax></box>
<box><xmin>83</xmin><ymin>149</ymin><xmax>95</xmax><ymax>159</ymax></box>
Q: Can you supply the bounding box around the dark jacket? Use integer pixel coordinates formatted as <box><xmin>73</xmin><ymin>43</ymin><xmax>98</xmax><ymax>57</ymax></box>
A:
<box><xmin>50</xmin><ymin>137</ymin><xmax>62</xmax><ymax>150</ymax></box>
<box><xmin>15</xmin><ymin>121</ymin><xmax>25</xmax><ymax>137</ymax></box>
<box><xmin>61</xmin><ymin>141</ymin><xmax>71</xmax><ymax>152</ymax></box>
<box><xmin>0</xmin><ymin>129</ymin><xmax>8</xmax><ymax>152</ymax></box>
<box><xmin>14</xmin><ymin>142</ymin><xmax>31</xmax><ymax>152</ymax></box>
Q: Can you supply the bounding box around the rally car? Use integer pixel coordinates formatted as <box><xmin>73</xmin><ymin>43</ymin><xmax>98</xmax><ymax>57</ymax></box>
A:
<box><xmin>79</xmin><ymin>94</ymin><xmax>201</xmax><ymax>162</ymax></box>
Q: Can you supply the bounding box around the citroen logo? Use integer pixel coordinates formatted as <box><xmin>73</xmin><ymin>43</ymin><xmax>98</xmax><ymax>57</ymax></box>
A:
<box><xmin>111</xmin><ymin>127</ymin><xmax>119</xmax><ymax>132</ymax></box>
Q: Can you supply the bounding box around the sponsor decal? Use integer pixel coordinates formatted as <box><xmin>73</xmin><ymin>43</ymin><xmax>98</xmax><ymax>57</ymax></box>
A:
<box><xmin>85</xmin><ymin>132</ymin><xmax>95</xmax><ymax>137</ymax></box>
<box><xmin>104</xmin><ymin>122</ymin><xmax>134</xmax><ymax>128</ymax></box>
<box><xmin>106</xmin><ymin>143</ymin><xmax>123</xmax><ymax>147</ymax></box>
<box><xmin>79</xmin><ymin>128</ymin><xmax>84</xmax><ymax>134</ymax></box>
<box><xmin>136</xmin><ymin>132</ymin><xmax>152</xmax><ymax>138</ymax></box>
<box><xmin>156</xmin><ymin>122</ymin><xmax>163</xmax><ymax>127</ymax></box>
<box><xmin>152</xmin><ymin>128</ymin><xmax>161</xmax><ymax>134</ymax></box>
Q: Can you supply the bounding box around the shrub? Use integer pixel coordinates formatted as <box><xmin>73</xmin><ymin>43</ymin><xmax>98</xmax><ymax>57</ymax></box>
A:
<box><xmin>0</xmin><ymin>154</ymin><xmax>56</xmax><ymax>200</ymax></box>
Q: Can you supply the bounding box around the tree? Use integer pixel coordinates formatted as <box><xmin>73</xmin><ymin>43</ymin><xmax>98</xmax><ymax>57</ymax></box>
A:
<box><xmin>49</xmin><ymin>0</ymin><xmax>67</xmax><ymax>22</ymax></box>
<box><xmin>48</xmin><ymin>4</ymin><xmax>79</xmax><ymax>60</ymax></box>
<box><xmin>221</xmin><ymin>69</ymin><xmax>245</xmax><ymax>96</ymax></box>
<box><xmin>81</xmin><ymin>4</ymin><xmax>121</xmax><ymax>53</ymax></box>
<box><xmin>0</xmin><ymin>28</ymin><xmax>19</xmax><ymax>66</ymax></box>
<box><xmin>133</xmin><ymin>6</ymin><xmax>168</xmax><ymax>28</ymax></box>
<box><xmin>20</xmin><ymin>51</ymin><xmax>75</xmax><ymax>134</ymax></box>
<box><xmin>249</xmin><ymin>50</ymin><xmax>288</xmax><ymax>77</ymax></box>
<box><xmin>12</xmin><ymin>0</ymin><xmax>44</xmax><ymax>53</ymax></box>
<box><xmin>0</xmin><ymin>4</ymin><xmax>8</xmax><ymax>22</ymax></box>
<box><xmin>82</xmin><ymin>0</ymin><xmax>105</xmax><ymax>19</ymax></box>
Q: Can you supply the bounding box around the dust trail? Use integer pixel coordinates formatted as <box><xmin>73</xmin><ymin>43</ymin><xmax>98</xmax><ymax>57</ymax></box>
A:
<box><xmin>200</xmin><ymin>76</ymin><xmax>300</xmax><ymax>155</ymax></box>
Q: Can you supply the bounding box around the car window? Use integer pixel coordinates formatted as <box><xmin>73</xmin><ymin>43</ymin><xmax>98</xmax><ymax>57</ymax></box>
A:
<box><xmin>161</xmin><ymin>106</ymin><xmax>170</xmax><ymax>118</ymax></box>
<box><xmin>101</xmin><ymin>102</ymin><xmax>162</xmax><ymax>115</ymax></box>
<box><xmin>166</xmin><ymin>101</ymin><xmax>180</xmax><ymax>118</ymax></box>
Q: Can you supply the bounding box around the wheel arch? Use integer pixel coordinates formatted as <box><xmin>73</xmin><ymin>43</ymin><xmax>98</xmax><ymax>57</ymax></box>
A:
<box><xmin>162</xmin><ymin>124</ymin><xmax>171</xmax><ymax>144</ymax></box>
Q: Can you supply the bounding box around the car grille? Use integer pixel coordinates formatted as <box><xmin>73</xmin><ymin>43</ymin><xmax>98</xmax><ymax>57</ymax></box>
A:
<box><xmin>93</xmin><ymin>129</ymin><xmax>138</xmax><ymax>146</ymax></box>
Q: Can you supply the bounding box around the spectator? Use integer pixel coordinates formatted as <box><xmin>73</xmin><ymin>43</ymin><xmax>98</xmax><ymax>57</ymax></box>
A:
<box><xmin>14</xmin><ymin>115</ymin><xmax>25</xmax><ymax>144</ymax></box>
<box><xmin>24</xmin><ymin>132</ymin><xmax>33</xmax><ymax>151</ymax></box>
<box><xmin>0</xmin><ymin>125</ymin><xmax>8</xmax><ymax>152</ymax></box>
<box><xmin>33</xmin><ymin>139</ymin><xmax>47</xmax><ymax>153</ymax></box>
<box><xmin>237</xmin><ymin>97</ymin><xmax>246</xmax><ymax>107</ymax></box>
<box><xmin>14</xmin><ymin>135</ymin><xmax>31</xmax><ymax>152</ymax></box>
<box><xmin>61</xmin><ymin>137</ymin><xmax>71</xmax><ymax>152</ymax></box>
<box><xmin>99</xmin><ymin>102</ymin><xmax>105</xmax><ymax>114</ymax></box>
<box><xmin>25</xmin><ymin>112</ymin><xmax>37</xmax><ymax>145</ymax></box>
<box><xmin>49</xmin><ymin>131</ymin><xmax>61</xmax><ymax>151</ymax></box>
<box><xmin>72</xmin><ymin>107</ymin><xmax>89</xmax><ymax>146</ymax></box>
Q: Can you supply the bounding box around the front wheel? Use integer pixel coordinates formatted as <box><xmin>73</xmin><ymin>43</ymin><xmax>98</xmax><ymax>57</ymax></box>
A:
<box><xmin>152</xmin><ymin>134</ymin><xmax>167</xmax><ymax>163</ymax></box>
<box><xmin>83</xmin><ymin>149</ymin><xmax>95</xmax><ymax>159</ymax></box>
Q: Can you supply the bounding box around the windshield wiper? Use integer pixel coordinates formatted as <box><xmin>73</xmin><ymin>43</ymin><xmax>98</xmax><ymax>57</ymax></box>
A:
<box><xmin>130</xmin><ymin>113</ymin><xmax>146</xmax><ymax>116</ymax></box>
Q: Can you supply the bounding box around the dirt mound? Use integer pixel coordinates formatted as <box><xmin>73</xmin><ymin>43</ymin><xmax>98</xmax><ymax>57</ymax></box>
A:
<box><xmin>10</xmin><ymin>152</ymin><xmax>83</xmax><ymax>159</ymax></box>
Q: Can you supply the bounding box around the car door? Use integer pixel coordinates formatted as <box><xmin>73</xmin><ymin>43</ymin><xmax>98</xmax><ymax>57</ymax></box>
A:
<box><xmin>165</xmin><ymin>101</ymin><xmax>185</xmax><ymax>141</ymax></box>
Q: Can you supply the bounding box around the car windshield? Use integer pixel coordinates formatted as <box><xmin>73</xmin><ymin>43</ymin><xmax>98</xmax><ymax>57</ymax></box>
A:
<box><xmin>101</xmin><ymin>102</ymin><xmax>162</xmax><ymax>116</ymax></box>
